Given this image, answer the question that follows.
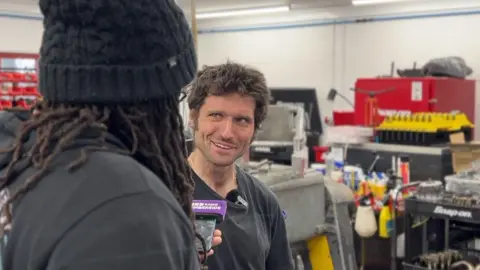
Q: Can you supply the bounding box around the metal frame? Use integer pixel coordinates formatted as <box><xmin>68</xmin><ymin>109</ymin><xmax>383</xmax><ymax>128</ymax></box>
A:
<box><xmin>0</xmin><ymin>52</ymin><xmax>39</xmax><ymax>72</ymax></box>
<box><xmin>251</xmin><ymin>103</ymin><xmax>308</xmax><ymax>176</ymax></box>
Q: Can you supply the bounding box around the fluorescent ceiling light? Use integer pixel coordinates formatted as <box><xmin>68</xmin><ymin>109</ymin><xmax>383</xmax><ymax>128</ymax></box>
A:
<box><xmin>196</xmin><ymin>5</ymin><xmax>290</xmax><ymax>19</ymax></box>
<box><xmin>352</xmin><ymin>0</ymin><xmax>414</xmax><ymax>5</ymax></box>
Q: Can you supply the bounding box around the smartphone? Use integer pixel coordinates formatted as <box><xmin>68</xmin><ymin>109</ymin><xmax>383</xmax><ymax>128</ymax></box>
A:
<box><xmin>195</xmin><ymin>217</ymin><xmax>217</xmax><ymax>251</ymax></box>
<box><xmin>192</xmin><ymin>200</ymin><xmax>227</xmax><ymax>252</ymax></box>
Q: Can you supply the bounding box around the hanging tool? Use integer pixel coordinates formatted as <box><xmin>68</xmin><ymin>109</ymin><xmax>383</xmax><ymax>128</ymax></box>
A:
<box><xmin>367</xmin><ymin>151</ymin><xmax>380</xmax><ymax>174</ymax></box>
<box><xmin>327</xmin><ymin>88</ymin><xmax>354</xmax><ymax>107</ymax></box>
<box><xmin>352</xmin><ymin>87</ymin><xmax>396</xmax><ymax>127</ymax></box>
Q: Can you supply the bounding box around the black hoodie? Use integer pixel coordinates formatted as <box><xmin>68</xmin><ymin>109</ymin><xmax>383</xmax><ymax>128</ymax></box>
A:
<box><xmin>0</xmin><ymin>111</ymin><xmax>199</xmax><ymax>270</ymax></box>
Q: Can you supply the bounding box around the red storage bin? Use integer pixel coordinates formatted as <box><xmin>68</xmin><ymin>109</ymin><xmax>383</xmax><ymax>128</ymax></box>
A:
<box><xmin>313</xmin><ymin>146</ymin><xmax>329</xmax><ymax>163</ymax></box>
<box><xmin>10</xmin><ymin>86</ymin><xmax>24</xmax><ymax>96</ymax></box>
<box><xmin>1</xmin><ymin>100</ymin><xmax>12</xmax><ymax>108</ymax></box>
<box><xmin>24</xmin><ymin>73</ymin><xmax>37</xmax><ymax>82</ymax></box>
<box><xmin>332</xmin><ymin>110</ymin><xmax>355</xmax><ymax>126</ymax></box>
<box><xmin>24</xmin><ymin>86</ymin><xmax>39</xmax><ymax>96</ymax></box>
<box><xmin>15</xmin><ymin>99</ymin><xmax>28</xmax><ymax>109</ymax></box>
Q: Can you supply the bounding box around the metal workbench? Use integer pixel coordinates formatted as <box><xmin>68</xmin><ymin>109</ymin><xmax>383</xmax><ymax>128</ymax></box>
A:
<box><xmin>340</xmin><ymin>143</ymin><xmax>454</xmax><ymax>182</ymax></box>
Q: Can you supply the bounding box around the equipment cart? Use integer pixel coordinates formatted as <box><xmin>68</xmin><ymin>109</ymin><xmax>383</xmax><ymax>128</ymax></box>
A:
<box><xmin>403</xmin><ymin>196</ymin><xmax>480</xmax><ymax>269</ymax></box>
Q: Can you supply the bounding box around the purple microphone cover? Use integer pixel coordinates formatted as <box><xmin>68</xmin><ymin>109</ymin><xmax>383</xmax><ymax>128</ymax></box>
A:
<box><xmin>192</xmin><ymin>200</ymin><xmax>227</xmax><ymax>223</ymax></box>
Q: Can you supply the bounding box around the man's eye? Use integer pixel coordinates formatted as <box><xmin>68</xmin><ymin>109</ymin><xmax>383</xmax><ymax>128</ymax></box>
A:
<box><xmin>210</xmin><ymin>113</ymin><xmax>222</xmax><ymax>119</ymax></box>
<box><xmin>237</xmin><ymin>118</ymin><xmax>250</xmax><ymax>125</ymax></box>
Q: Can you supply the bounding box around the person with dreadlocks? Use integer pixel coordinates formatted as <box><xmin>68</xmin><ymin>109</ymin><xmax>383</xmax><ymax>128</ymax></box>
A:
<box><xmin>186</xmin><ymin>62</ymin><xmax>294</xmax><ymax>270</ymax></box>
<box><xmin>0</xmin><ymin>0</ymin><xmax>220</xmax><ymax>269</ymax></box>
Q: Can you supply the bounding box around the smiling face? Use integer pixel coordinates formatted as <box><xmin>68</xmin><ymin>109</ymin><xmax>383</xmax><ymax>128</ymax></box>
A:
<box><xmin>191</xmin><ymin>93</ymin><xmax>255</xmax><ymax>167</ymax></box>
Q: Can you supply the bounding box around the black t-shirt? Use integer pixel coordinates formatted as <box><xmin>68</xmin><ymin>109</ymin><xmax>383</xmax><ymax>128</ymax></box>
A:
<box><xmin>0</xmin><ymin>127</ymin><xmax>199</xmax><ymax>270</ymax></box>
<box><xmin>193</xmin><ymin>167</ymin><xmax>294</xmax><ymax>270</ymax></box>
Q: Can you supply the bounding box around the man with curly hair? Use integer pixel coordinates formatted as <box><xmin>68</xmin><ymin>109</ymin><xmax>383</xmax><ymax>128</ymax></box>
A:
<box><xmin>187</xmin><ymin>62</ymin><xmax>294</xmax><ymax>270</ymax></box>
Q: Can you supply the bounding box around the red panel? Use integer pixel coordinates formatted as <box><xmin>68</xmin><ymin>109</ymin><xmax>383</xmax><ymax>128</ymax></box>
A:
<box><xmin>333</xmin><ymin>111</ymin><xmax>355</xmax><ymax>125</ymax></box>
<box><xmin>0</xmin><ymin>52</ymin><xmax>39</xmax><ymax>73</ymax></box>
<box><xmin>0</xmin><ymin>52</ymin><xmax>39</xmax><ymax>59</ymax></box>
<box><xmin>433</xmin><ymin>78</ymin><xmax>475</xmax><ymax>134</ymax></box>
<box><xmin>353</xmin><ymin>77</ymin><xmax>476</xmax><ymax>132</ymax></box>
<box><xmin>354</xmin><ymin>78</ymin><xmax>435</xmax><ymax>126</ymax></box>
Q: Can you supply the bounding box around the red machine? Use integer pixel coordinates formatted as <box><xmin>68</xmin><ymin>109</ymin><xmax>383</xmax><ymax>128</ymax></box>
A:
<box><xmin>354</xmin><ymin>87</ymin><xmax>396</xmax><ymax>128</ymax></box>
<box><xmin>352</xmin><ymin>77</ymin><xmax>476</xmax><ymax>128</ymax></box>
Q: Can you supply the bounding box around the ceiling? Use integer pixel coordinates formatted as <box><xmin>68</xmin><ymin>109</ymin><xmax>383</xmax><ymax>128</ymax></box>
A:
<box><xmin>0</xmin><ymin>0</ymin><xmax>36</xmax><ymax>7</ymax></box>
<box><xmin>177</xmin><ymin>0</ymin><xmax>352</xmax><ymax>12</ymax></box>
<box><xmin>0</xmin><ymin>0</ymin><xmax>353</xmax><ymax>14</ymax></box>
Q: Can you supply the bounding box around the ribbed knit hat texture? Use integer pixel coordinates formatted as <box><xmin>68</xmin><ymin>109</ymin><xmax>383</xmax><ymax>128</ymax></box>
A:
<box><xmin>38</xmin><ymin>0</ymin><xmax>197</xmax><ymax>103</ymax></box>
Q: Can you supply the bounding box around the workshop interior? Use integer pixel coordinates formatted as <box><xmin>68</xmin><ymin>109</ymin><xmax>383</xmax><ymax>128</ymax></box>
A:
<box><xmin>2</xmin><ymin>0</ymin><xmax>480</xmax><ymax>269</ymax></box>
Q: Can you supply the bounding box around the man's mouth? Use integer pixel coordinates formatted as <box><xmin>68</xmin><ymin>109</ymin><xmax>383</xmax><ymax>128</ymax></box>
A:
<box><xmin>211</xmin><ymin>141</ymin><xmax>235</xmax><ymax>150</ymax></box>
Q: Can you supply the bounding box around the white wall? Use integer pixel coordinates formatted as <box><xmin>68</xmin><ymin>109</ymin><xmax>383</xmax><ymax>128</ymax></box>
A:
<box><xmin>198</xmin><ymin>26</ymin><xmax>339</xmax><ymax>118</ymax></box>
<box><xmin>1</xmin><ymin>0</ymin><xmax>480</xmax><ymax>131</ymax></box>
<box><xmin>343</xmin><ymin>15</ymin><xmax>480</xmax><ymax>92</ymax></box>
<box><xmin>0</xmin><ymin>16</ymin><xmax>42</xmax><ymax>53</ymax></box>
<box><xmin>195</xmin><ymin>1</ymin><xmax>480</xmax><ymax>129</ymax></box>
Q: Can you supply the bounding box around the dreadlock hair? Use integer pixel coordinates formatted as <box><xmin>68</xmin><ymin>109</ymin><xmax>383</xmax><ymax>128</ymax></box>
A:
<box><xmin>0</xmin><ymin>97</ymin><xmax>209</xmax><ymax>267</ymax></box>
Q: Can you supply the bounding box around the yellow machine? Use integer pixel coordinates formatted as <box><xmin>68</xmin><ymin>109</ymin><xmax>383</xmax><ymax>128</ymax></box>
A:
<box><xmin>308</xmin><ymin>235</ymin><xmax>334</xmax><ymax>270</ymax></box>
<box><xmin>376</xmin><ymin>112</ymin><xmax>474</xmax><ymax>145</ymax></box>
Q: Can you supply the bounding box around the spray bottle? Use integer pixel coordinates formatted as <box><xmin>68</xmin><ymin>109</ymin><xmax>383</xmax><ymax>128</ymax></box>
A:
<box><xmin>378</xmin><ymin>171</ymin><xmax>398</xmax><ymax>238</ymax></box>
<box><xmin>355</xmin><ymin>193</ymin><xmax>377</xmax><ymax>238</ymax></box>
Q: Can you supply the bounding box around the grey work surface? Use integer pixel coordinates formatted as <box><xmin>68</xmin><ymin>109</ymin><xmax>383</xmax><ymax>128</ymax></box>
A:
<box><xmin>248</xmin><ymin>163</ymin><xmax>354</xmax><ymax>238</ymax></box>
<box><xmin>342</xmin><ymin>143</ymin><xmax>454</xmax><ymax>181</ymax></box>
<box><xmin>245</xmin><ymin>162</ymin><xmax>357</xmax><ymax>270</ymax></box>
<box><xmin>249</xmin><ymin>166</ymin><xmax>326</xmax><ymax>243</ymax></box>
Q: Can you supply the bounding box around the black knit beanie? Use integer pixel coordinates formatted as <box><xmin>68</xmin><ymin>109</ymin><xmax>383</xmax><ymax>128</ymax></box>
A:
<box><xmin>38</xmin><ymin>0</ymin><xmax>197</xmax><ymax>103</ymax></box>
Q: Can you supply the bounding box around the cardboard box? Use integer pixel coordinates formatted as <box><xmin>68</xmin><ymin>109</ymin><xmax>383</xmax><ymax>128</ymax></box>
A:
<box><xmin>448</xmin><ymin>132</ymin><xmax>480</xmax><ymax>172</ymax></box>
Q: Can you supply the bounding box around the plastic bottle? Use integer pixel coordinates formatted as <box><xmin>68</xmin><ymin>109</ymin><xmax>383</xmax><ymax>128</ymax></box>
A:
<box><xmin>331</xmin><ymin>161</ymin><xmax>345</xmax><ymax>183</ymax></box>
<box><xmin>378</xmin><ymin>202</ymin><xmax>393</xmax><ymax>238</ymax></box>
<box><xmin>325</xmin><ymin>152</ymin><xmax>335</xmax><ymax>178</ymax></box>
<box><xmin>375</xmin><ymin>180</ymin><xmax>387</xmax><ymax>201</ymax></box>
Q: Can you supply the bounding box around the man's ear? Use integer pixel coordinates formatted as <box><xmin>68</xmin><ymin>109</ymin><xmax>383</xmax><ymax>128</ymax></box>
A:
<box><xmin>188</xmin><ymin>110</ymin><xmax>198</xmax><ymax>129</ymax></box>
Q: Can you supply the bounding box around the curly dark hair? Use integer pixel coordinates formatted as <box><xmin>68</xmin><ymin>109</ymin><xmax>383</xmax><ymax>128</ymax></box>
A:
<box><xmin>0</xmin><ymin>97</ymin><xmax>209</xmax><ymax>267</ymax></box>
<box><xmin>186</xmin><ymin>61</ymin><xmax>270</xmax><ymax>130</ymax></box>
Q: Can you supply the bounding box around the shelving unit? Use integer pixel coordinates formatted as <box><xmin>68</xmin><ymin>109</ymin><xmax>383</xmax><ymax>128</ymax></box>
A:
<box><xmin>403</xmin><ymin>196</ymin><xmax>480</xmax><ymax>269</ymax></box>
<box><xmin>0</xmin><ymin>71</ymin><xmax>40</xmax><ymax>109</ymax></box>
<box><xmin>0</xmin><ymin>52</ymin><xmax>40</xmax><ymax>110</ymax></box>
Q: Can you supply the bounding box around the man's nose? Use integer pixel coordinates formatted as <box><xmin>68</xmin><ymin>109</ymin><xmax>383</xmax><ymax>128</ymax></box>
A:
<box><xmin>220</xmin><ymin>120</ymin><xmax>234</xmax><ymax>140</ymax></box>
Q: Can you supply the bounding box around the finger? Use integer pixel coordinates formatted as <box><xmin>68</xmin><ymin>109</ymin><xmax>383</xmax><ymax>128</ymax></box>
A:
<box><xmin>212</xmin><ymin>236</ymin><xmax>222</xmax><ymax>247</ymax></box>
<box><xmin>206</xmin><ymin>250</ymin><xmax>214</xmax><ymax>257</ymax></box>
<box><xmin>213</xmin><ymin>229</ymin><xmax>222</xmax><ymax>237</ymax></box>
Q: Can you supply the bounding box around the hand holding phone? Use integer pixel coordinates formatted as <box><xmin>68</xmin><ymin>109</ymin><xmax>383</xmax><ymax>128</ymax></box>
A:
<box><xmin>192</xmin><ymin>200</ymin><xmax>227</xmax><ymax>251</ymax></box>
